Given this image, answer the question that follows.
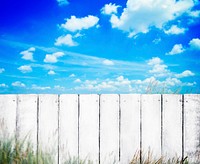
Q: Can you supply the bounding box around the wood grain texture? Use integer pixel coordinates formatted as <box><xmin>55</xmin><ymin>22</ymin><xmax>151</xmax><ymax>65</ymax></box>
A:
<box><xmin>184</xmin><ymin>94</ymin><xmax>200</xmax><ymax>163</ymax></box>
<box><xmin>59</xmin><ymin>94</ymin><xmax>78</xmax><ymax>163</ymax></box>
<box><xmin>38</xmin><ymin>94</ymin><xmax>58</xmax><ymax>163</ymax></box>
<box><xmin>120</xmin><ymin>94</ymin><xmax>140</xmax><ymax>163</ymax></box>
<box><xmin>0</xmin><ymin>95</ymin><xmax>17</xmax><ymax>139</ymax></box>
<box><xmin>163</xmin><ymin>94</ymin><xmax>182</xmax><ymax>158</ymax></box>
<box><xmin>17</xmin><ymin>94</ymin><xmax>37</xmax><ymax>152</ymax></box>
<box><xmin>79</xmin><ymin>94</ymin><xmax>99</xmax><ymax>163</ymax></box>
<box><xmin>100</xmin><ymin>94</ymin><xmax>119</xmax><ymax>164</ymax></box>
<box><xmin>142</xmin><ymin>94</ymin><xmax>161</xmax><ymax>158</ymax></box>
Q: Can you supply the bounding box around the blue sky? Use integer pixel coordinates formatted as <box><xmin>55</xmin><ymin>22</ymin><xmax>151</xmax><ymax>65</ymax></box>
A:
<box><xmin>0</xmin><ymin>0</ymin><xmax>200</xmax><ymax>94</ymax></box>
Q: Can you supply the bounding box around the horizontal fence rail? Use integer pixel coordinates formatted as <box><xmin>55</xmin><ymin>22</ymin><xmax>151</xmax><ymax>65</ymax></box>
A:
<box><xmin>0</xmin><ymin>94</ymin><xmax>200</xmax><ymax>163</ymax></box>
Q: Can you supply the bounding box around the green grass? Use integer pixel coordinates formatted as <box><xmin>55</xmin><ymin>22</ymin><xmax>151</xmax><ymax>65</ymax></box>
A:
<box><xmin>0</xmin><ymin>136</ymin><xmax>192</xmax><ymax>164</ymax></box>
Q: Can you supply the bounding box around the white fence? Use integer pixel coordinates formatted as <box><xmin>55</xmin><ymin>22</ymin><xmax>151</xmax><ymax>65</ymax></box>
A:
<box><xmin>0</xmin><ymin>94</ymin><xmax>200</xmax><ymax>163</ymax></box>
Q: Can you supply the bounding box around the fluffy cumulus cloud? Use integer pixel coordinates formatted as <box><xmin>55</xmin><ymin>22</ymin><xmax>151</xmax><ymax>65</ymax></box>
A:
<box><xmin>75</xmin><ymin>74</ymin><xmax>196</xmax><ymax>93</ymax></box>
<box><xmin>12</xmin><ymin>81</ymin><xmax>26</xmax><ymax>87</ymax></box>
<box><xmin>20</xmin><ymin>47</ymin><xmax>35</xmax><ymax>61</ymax></box>
<box><xmin>164</xmin><ymin>25</ymin><xmax>186</xmax><ymax>35</ymax></box>
<box><xmin>55</xmin><ymin>34</ymin><xmax>78</xmax><ymax>46</ymax></box>
<box><xmin>176</xmin><ymin>70</ymin><xmax>195</xmax><ymax>78</ymax></box>
<box><xmin>18</xmin><ymin>65</ymin><xmax>32</xmax><ymax>73</ymax></box>
<box><xmin>0</xmin><ymin>68</ymin><xmax>5</xmax><ymax>73</ymax></box>
<box><xmin>61</xmin><ymin>15</ymin><xmax>99</xmax><ymax>32</ymax></box>
<box><xmin>48</xmin><ymin>70</ymin><xmax>56</xmax><ymax>75</ymax></box>
<box><xmin>101</xmin><ymin>3</ymin><xmax>121</xmax><ymax>15</ymax></box>
<box><xmin>102</xmin><ymin>59</ymin><xmax>114</xmax><ymax>66</ymax></box>
<box><xmin>189</xmin><ymin>38</ymin><xmax>200</xmax><ymax>50</ymax></box>
<box><xmin>57</xmin><ymin>0</ymin><xmax>69</xmax><ymax>6</ymax></box>
<box><xmin>166</xmin><ymin>44</ymin><xmax>185</xmax><ymax>55</ymax></box>
<box><xmin>44</xmin><ymin>52</ymin><xmax>65</xmax><ymax>63</ymax></box>
<box><xmin>109</xmin><ymin>0</ymin><xmax>196</xmax><ymax>37</ymax></box>
<box><xmin>147</xmin><ymin>57</ymin><xmax>169</xmax><ymax>77</ymax></box>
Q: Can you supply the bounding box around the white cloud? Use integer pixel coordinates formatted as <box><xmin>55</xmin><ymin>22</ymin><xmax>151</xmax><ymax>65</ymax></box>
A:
<box><xmin>61</xmin><ymin>15</ymin><xmax>99</xmax><ymax>32</ymax></box>
<box><xmin>164</xmin><ymin>25</ymin><xmax>186</xmax><ymax>35</ymax></box>
<box><xmin>101</xmin><ymin>3</ymin><xmax>121</xmax><ymax>15</ymax></box>
<box><xmin>148</xmin><ymin>57</ymin><xmax>163</xmax><ymax>65</ymax></box>
<box><xmin>0</xmin><ymin>68</ymin><xmax>5</xmax><ymax>73</ymax></box>
<box><xmin>32</xmin><ymin>84</ymin><xmax>51</xmax><ymax>90</ymax></box>
<box><xmin>20</xmin><ymin>47</ymin><xmax>35</xmax><ymax>61</ymax></box>
<box><xmin>188</xmin><ymin>10</ymin><xmax>200</xmax><ymax>17</ymax></box>
<box><xmin>55</xmin><ymin>34</ymin><xmax>78</xmax><ymax>46</ymax></box>
<box><xmin>166</xmin><ymin>44</ymin><xmax>185</xmax><ymax>55</ymax></box>
<box><xmin>148</xmin><ymin>57</ymin><xmax>169</xmax><ymax>77</ymax></box>
<box><xmin>18</xmin><ymin>65</ymin><xmax>32</xmax><ymax>73</ymax></box>
<box><xmin>48</xmin><ymin>70</ymin><xmax>56</xmax><ymax>75</ymax></box>
<box><xmin>110</xmin><ymin>0</ymin><xmax>195</xmax><ymax>37</ymax></box>
<box><xmin>176</xmin><ymin>70</ymin><xmax>195</xmax><ymax>78</ymax></box>
<box><xmin>57</xmin><ymin>0</ymin><xmax>69</xmax><ymax>6</ymax></box>
<box><xmin>102</xmin><ymin>59</ymin><xmax>114</xmax><ymax>66</ymax></box>
<box><xmin>54</xmin><ymin>85</ymin><xmax>65</xmax><ymax>90</ymax></box>
<box><xmin>0</xmin><ymin>83</ymin><xmax>8</xmax><ymax>88</ymax></box>
<box><xmin>69</xmin><ymin>74</ymin><xmax>75</xmax><ymax>77</ymax></box>
<box><xmin>189</xmin><ymin>38</ymin><xmax>200</xmax><ymax>50</ymax></box>
<box><xmin>44</xmin><ymin>52</ymin><xmax>65</xmax><ymax>63</ymax></box>
<box><xmin>12</xmin><ymin>81</ymin><xmax>26</xmax><ymax>87</ymax></box>
<box><xmin>74</xmin><ymin>79</ymin><xmax>81</xmax><ymax>83</ymax></box>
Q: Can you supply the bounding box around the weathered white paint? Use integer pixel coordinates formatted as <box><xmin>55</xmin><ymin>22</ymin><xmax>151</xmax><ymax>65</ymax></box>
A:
<box><xmin>79</xmin><ymin>94</ymin><xmax>99</xmax><ymax>163</ymax></box>
<box><xmin>38</xmin><ymin>94</ymin><xmax>58</xmax><ymax>163</ymax></box>
<box><xmin>163</xmin><ymin>94</ymin><xmax>182</xmax><ymax>159</ymax></box>
<box><xmin>59</xmin><ymin>94</ymin><xmax>78</xmax><ymax>163</ymax></box>
<box><xmin>100</xmin><ymin>94</ymin><xmax>119</xmax><ymax>164</ymax></box>
<box><xmin>0</xmin><ymin>95</ymin><xmax>16</xmax><ymax>139</ymax></box>
<box><xmin>142</xmin><ymin>94</ymin><xmax>161</xmax><ymax>159</ymax></box>
<box><xmin>17</xmin><ymin>94</ymin><xmax>37</xmax><ymax>152</ymax></box>
<box><xmin>120</xmin><ymin>94</ymin><xmax>140</xmax><ymax>163</ymax></box>
<box><xmin>184</xmin><ymin>94</ymin><xmax>200</xmax><ymax>163</ymax></box>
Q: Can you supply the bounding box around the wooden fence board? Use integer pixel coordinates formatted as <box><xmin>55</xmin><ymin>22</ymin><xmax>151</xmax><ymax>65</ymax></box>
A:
<box><xmin>79</xmin><ymin>94</ymin><xmax>99</xmax><ymax>163</ymax></box>
<box><xmin>0</xmin><ymin>94</ymin><xmax>16</xmax><ymax>139</ymax></box>
<box><xmin>184</xmin><ymin>94</ymin><xmax>200</xmax><ymax>163</ymax></box>
<box><xmin>17</xmin><ymin>94</ymin><xmax>37</xmax><ymax>152</ymax></box>
<box><xmin>38</xmin><ymin>94</ymin><xmax>58</xmax><ymax>163</ymax></box>
<box><xmin>163</xmin><ymin>94</ymin><xmax>182</xmax><ymax>159</ymax></box>
<box><xmin>142</xmin><ymin>94</ymin><xmax>161</xmax><ymax>158</ymax></box>
<box><xmin>120</xmin><ymin>94</ymin><xmax>140</xmax><ymax>163</ymax></box>
<box><xmin>100</xmin><ymin>94</ymin><xmax>119</xmax><ymax>164</ymax></box>
<box><xmin>59</xmin><ymin>94</ymin><xmax>78</xmax><ymax>163</ymax></box>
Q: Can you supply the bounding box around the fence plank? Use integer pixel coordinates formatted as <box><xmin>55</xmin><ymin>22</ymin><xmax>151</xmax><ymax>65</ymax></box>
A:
<box><xmin>0</xmin><ymin>95</ymin><xmax>16</xmax><ymax>139</ymax></box>
<box><xmin>38</xmin><ymin>94</ymin><xmax>58</xmax><ymax>163</ymax></box>
<box><xmin>79</xmin><ymin>94</ymin><xmax>99</xmax><ymax>163</ymax></box>
<box><xmin>163</xmin><ymin>94</ymin><xmax>182</xmax><ymax>159</ymax></box>
<box><xmin>17</xmin><ymin>94</ymin><xmax>37</xmax><ymax>152</ymax></box>
<box><xmin>100</xmin><ymin>94</ymin><xmax>119</xmax><ymax>164</ymax></box>
<box><xmin>59</xmin><ymin>94</ymin><xmax>78</xmax><ymax>163</ymax></box>
<box><xmin>120</xmin><ymin>94</ymin><xmax>140</xmax><ymax>163</ymax></box>
<box><xmin>142</xmin><ymin>94</ymin><xmax>161</xmax><ymax>158</ymax></box>
<box><xmin>184</xmin><ymin>94</ymin><xmax>200</xmax><ymax>163</ymax></box>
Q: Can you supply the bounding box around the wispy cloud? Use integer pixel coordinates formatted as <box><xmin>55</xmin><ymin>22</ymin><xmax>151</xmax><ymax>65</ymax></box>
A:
<box><xmin>12</xmin><ymin>81</ymin><xmax>26</xmax><ymax>87</ymax></box>
<box><xmin>57</xmin><ymin>0</ymin><xmax>69</xmax><ymax>6</ymax></box>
